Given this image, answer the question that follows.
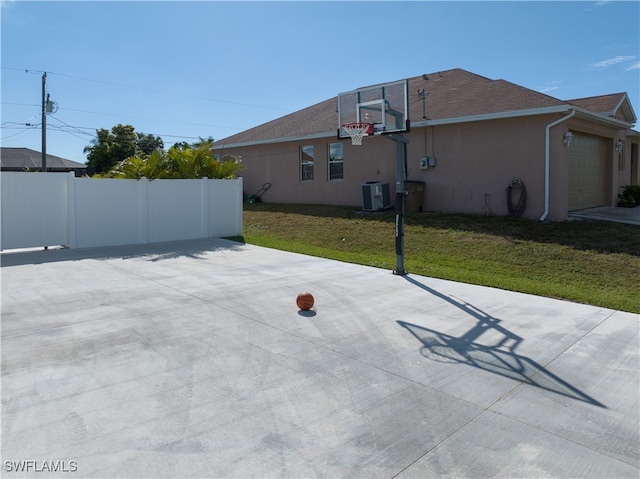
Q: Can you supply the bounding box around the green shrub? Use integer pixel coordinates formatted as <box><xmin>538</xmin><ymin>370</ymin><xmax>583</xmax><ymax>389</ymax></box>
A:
<box><xmin>95</xmin><ymin>145</ymin><xmax>245</xmax><ymax>180</ymax></box>
<box><xmin>618</xmin><ymin>185</ymin><xmax>640</xmax><ymax>206</ymax></box>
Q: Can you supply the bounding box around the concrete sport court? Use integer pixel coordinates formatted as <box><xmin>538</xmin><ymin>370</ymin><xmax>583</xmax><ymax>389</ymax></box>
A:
<box><xmin>1</xmin><ymin>238</ymin><xmax>638</xmax><ymax>478</ymax></box>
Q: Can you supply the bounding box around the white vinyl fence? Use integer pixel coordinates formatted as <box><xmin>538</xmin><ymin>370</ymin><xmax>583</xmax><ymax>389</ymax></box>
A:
<box><xmin>1</xmin><ymin>172</ymin><xmax>243</xmax><ymax>250</ymax></box>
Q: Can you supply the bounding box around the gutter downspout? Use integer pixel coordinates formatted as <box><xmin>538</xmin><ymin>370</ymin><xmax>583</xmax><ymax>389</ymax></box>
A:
<box><xmin>540</xmin><ymin>109</ymin><xmax>575</xmax><ymax>221</ymax></box>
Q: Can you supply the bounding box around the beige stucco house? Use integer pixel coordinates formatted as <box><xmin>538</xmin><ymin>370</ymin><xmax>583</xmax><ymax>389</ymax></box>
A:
<box><xmin>213</xmin><ymin>69</ymin><xmax>639</xmax><ymax>221</ymax></box>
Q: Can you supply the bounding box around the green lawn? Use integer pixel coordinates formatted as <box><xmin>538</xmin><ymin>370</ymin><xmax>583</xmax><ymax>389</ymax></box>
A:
<box><xmin>231</xmin><ymin>203</ymin><xmax>640</xmax><ymax>313</ymax></box>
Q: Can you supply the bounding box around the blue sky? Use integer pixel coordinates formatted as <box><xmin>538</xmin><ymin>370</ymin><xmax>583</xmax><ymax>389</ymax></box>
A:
<box><xmin>2</xmin><ymin>1</ymin><xmax>639</xmax><ymax>164</ymax></box>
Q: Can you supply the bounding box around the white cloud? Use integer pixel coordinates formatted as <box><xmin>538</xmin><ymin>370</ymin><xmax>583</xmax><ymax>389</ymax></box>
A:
<box><xmin>584</xmin><ymin>1</ymin><xmax>610</xmax><ymax>11</ymax></box>
<box><xmin>539</xmin><ymin>81</ymin><xmax>561</xmax><ymax>93</ymax></box>
<box><xmin>590</xmin><ymin>56</ymin><xmax>637</xmax><ymax>69</ymax></box>
<box><xmin>625</xmin><ymin>63</ymin><xmax>640</xmax><ymax>71</ymax></box>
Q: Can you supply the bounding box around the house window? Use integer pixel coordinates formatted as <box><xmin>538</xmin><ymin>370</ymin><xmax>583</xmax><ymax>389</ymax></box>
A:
<box><xmin>300</xmin><ymin>145</ymin><xmax>314</xmax><ymax>181</ymax></box>
<box><xmin>328</xmin><ymin>142</ymin><xmax>344</xmax><ymax>180</ymax></box>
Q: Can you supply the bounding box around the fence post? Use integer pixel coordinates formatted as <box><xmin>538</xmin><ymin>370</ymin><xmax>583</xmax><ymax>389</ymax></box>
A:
<box><xmin>236</xmin><ymin>177</ymin><xmax>243</xmax><ymax>236</ymax></box>
<box><xmin>202</xmin><ymin>177</ymin><xmax>209</xmax><ymax>238</ymax></box>
<box><xmin>66</xmin><ymin>172</ymin><xmax>77</xmax><ymax>249</ymax></box>
<box><xmin>140</xmin><ymin>177</ymin><xmax>149</xmax><ymax>244</ymax></box>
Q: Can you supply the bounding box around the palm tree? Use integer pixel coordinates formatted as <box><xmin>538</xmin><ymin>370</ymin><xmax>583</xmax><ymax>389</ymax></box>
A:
<box><xmin>96</xmin><ymin>145</ymin><xmax>244</xmax><ymax>180</ymax></box>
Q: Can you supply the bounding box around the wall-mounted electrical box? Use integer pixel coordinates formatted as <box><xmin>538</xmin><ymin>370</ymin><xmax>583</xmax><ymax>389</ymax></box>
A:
<box><xmin>419</xmin><ymin>156</ymin><xmax>436</xmax><ymax>169</ymax></box>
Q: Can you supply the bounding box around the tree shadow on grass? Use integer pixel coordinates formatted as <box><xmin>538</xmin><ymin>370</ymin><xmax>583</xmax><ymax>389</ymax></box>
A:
<box><xmin>403</xmin><ymin>213</ymin><xmax>639</xmax><ymax>257</ymax></box>
<box><xmin>245</xmin><ymin>204</ymin><xmax>640</xmax><ymax>256</ymax></box>
<box><xmin>399</xmin><ymin>275</ymin><xmax>606</xmax><ymax>408</ymax></box>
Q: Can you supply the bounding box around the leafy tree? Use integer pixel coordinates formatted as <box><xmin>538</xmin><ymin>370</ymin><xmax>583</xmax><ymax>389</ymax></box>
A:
<box><xmin>84</xmin><ymin>124</ymin><xmax>137</xmax><ymax>174</ymax></box>
<box><xmin>85</xmin><ymin>125</ymin><xmax>167</xmax><ymax>175</ymax></box>
<box><xmin>172</xmin><ymin>136</ymin><xmax>215</xmax><ymax>150</ymax></box>
<box><xmin>136</xmin><ymin>133</ymin><xmax>164</xmax><ymax>156</ymax></box>
<box><xmin>172</xmin><ymin>141</ymin><xmax>191</xmax><ymax>150</ymax></box>
<box><xmin>193</xmin><ymin>136</ymin><xmax>215</xmax><ymax>148</ymax></box>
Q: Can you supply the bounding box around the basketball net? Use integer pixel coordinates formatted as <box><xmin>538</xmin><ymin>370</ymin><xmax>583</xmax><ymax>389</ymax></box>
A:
<box><xmin>342</xmin><ymin>122</ymin><xmax>374</xmax><ymax>146</ymax></box>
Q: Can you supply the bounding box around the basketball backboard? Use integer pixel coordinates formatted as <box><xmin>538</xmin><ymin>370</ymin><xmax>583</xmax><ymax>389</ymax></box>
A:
<box><xmin>337</xmin><ymin>79</ymin><xmax>409</xmax><ymax>140</ymax></box>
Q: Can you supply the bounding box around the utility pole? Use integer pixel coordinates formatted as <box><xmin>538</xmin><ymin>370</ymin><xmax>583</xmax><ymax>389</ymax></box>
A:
<box><xmin>41</xmin><ymin>72</ymin><xmax>47</xmax><ymax>172</ymax></box>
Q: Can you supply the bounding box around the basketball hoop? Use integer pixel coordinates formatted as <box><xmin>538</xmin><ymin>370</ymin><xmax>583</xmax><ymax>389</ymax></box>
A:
<box><xmin>342</xmin><ymin>122</ymin><xmax>374</xmax><ymax>145</ymax></box>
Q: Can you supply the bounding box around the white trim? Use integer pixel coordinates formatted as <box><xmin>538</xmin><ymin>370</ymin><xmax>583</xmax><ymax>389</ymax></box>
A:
<box><xmin>412</xmin><ymin>105</ymin><xmax>633</xmax><ymax>129</ymax></box>
<box><xmin>213</xmin><ymin>131</ymin><xmax>335</xmax><ymax>150</ymax></box>
<box><xmin>570</xmin><ymin>106</ymin><xmax>633</xmax><ymax>129</ymax></box>
<box><xmin>613</xmin><ymin>93</ymin><xmax>637</xmax><ymax>123</ymax></box>
<box><xmin>411</xmin><ymin>105</ymin><xmax>573</xmax><ymax>128</ymax></box>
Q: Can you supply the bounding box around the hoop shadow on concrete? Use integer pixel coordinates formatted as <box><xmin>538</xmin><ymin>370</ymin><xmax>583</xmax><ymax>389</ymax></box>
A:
<box><xmin>398</xmin><ymin>276</ymin><xmax>606</xmax><ymax>408</ymax></box>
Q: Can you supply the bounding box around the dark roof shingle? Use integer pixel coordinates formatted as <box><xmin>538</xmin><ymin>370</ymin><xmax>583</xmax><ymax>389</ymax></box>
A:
<box><xmin>214</xmin><ymin>68</ymin><xmax>628</xmax><ymax>147</ymax></box>
<box><xmin>0</xmin><ymin>147</ymin><xmax>86</xmax><ymax>169</ymax></box>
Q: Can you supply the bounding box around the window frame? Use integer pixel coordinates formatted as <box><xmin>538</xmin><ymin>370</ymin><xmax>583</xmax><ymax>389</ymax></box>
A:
<box><xmin>328</xmin><ymin>142</ymin><xmax>344</xmax><ymax>181</ymax></box>
<box><xmin>300</xmin><ymin>145</ymin><xmax>314</xmax><ymax>182</ymax></box>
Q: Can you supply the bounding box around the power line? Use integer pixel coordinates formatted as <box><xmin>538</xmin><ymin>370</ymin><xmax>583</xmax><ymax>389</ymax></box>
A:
<box><xmin>59</xmin><ymin>106</ymin><xmax>244</xmax><ymax>130</ymax></box>
<box><xmin>46</xmin><ymin>125</ymin><xmax>94</xmax><ymax>143</ymax></box>
<box><xmin>2</xmin><ymin>102</ymin><xmax>40</xmax><ymax>107</ymax></box>
<box><xmin>2</xmin><ymin>66</ymin><xmax>294</xmax><ymax>112</ymax></box>
<box><xmin>1</xmin><ymin>102</ymin><xmax>245</xmax><ymax>132</ymax></box>
<box><xmin>3</xmin><ymin>121</ymin><xmax>205</xmax><ymax>144</ymax></box>
<box><xmin>1</xmin><ymin>129</ymin><xmax>38</xmax><ymax>142</ymax></box>
<box><xmin>1</xmin><ymin>112</ymin><xmax>42</xmax><ymax>128</ymax></box>
<box><xmin>47</xmin><ymin>115</ymin><xmax>95</xmax><ymax>137</ymax></box>
<box><xmin>3</xmin><ymin>66</ymin><xmax>259</xmax><ymax>145</ymax></box>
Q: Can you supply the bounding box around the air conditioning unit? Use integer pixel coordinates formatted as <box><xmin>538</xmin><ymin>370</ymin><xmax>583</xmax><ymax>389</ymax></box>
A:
<box><xmin>361</xmin><ymin>182</ymin><xmax>391</xmax><ymax>211</ymax></box>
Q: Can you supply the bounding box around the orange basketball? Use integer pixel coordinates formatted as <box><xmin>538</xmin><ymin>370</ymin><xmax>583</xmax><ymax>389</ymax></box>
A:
<box><xmin>296</xmin><ymin>292</ymin><xmax>314</xmax><ymax>311</ymax></box>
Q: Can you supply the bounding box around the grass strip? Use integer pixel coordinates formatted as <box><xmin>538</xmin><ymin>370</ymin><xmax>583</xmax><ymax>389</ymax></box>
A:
<box><xmin>231</xmin><ymin>203</ymin><xmax>639</xmax><ymax>313</ymax></box>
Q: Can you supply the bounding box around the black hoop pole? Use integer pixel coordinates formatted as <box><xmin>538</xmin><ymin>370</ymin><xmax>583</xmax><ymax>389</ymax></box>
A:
<box><xmin>388</xmin><ymin>134</ymin><xmax>408</xmax><ymax>275</ymax></box>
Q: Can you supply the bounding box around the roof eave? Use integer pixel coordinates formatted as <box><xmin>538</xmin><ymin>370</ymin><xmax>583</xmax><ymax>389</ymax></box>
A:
<box><xmin>213</xmin><ymin>131</ymin><xmax>336</xmax><ymax>150</ymax></box>
<box><xmin>413</xmin><ymin>105</ymin><xmax>634</xmax><ymax>130</ymax></box>
<box><xmin>616</xmin><ymin>93</ymin><xmax>638</xmax><ymax>123</ymax></box>
<box><xmin>213</xmin><ymin>104</ymin><xmax>634</xmax><ymax>150</ymax></box>
<box><xmin>571</xmin><ymin>106</ymin><xmax>634</xmax><ymax>129</ymax></box>
<box><xmin>411</xmin><ymin>105</ymin><xmax>573</xmax><ymax>128</ymax></box>
<box><xmin>626</xmin><ymin>129</ymin><xmax>640</xmax><ymax>139</ymax></box>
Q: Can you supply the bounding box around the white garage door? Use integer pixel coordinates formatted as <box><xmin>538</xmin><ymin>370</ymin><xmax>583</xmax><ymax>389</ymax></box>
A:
<box><xmin>568</xmin><ymin>133</ymin><xmax>607</xmax><ymax>211</ymax></box>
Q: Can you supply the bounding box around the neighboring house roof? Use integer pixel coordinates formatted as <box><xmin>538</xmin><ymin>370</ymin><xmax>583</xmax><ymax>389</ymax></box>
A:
<box><xmin>214</xmin><ymin>68</ymin><xmax>636</xmax><ymax>149</ymax></box>
<box><xmin>0</xmin><ymin>147</ymin><xmax>87</xmax><ymax>170</ymax></box>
